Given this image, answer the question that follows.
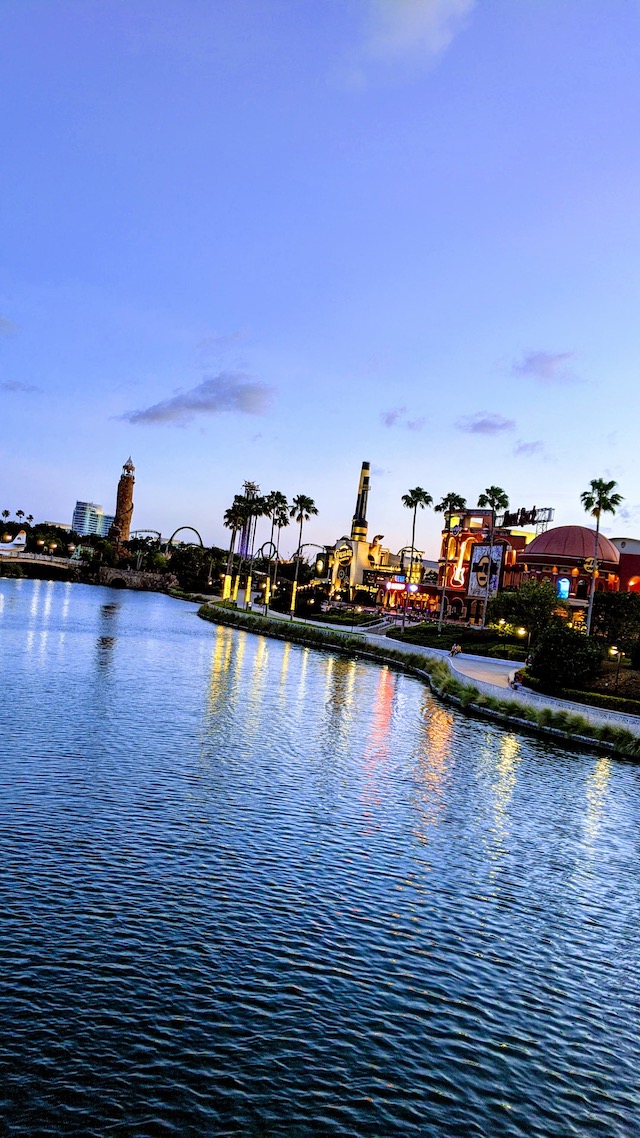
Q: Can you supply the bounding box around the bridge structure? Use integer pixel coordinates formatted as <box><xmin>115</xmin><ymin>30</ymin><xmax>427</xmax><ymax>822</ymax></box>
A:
<box><xmin>0</xmin><ymin>551</ymin><xmax>87</xmax><ymax>570</ymax></box>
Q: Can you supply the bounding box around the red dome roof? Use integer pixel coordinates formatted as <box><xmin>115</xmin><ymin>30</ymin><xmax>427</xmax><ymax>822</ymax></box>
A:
<box><xmin>525</xmin><ymin>525</ymin><xmax>619</xmax><ymax>565</ymax></box>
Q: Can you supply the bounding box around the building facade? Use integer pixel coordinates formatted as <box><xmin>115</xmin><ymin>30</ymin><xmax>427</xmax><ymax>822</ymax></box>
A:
<box><xmin>71</xmin><ymin>501</ymin><xmax>115</xmax><ymax>537</ymax></box>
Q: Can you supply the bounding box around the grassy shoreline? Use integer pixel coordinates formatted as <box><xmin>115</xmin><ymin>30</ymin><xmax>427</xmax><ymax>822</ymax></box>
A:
<box><xmin>197</xmin><ymin>604</ymin><xmax>640</xmax><ymax>760</ymax></box>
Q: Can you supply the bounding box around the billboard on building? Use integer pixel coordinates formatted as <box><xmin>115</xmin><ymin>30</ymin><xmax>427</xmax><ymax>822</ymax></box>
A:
<box><xmin>467</xmin><ymin>544</ymin><xmax>503</xmax><ymax>598</ymax></box>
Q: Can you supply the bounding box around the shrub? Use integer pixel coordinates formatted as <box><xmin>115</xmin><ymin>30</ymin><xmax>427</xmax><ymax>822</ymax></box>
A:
<box><xmin>529</xmin><ymin>624</ymin><xmax>603</xmax><ymax>693</ymax></box>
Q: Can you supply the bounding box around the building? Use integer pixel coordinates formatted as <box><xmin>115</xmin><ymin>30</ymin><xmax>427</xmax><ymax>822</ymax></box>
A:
<box><xmin>108</xmin><ymin>458</ymin><xmax>135</xmax><ymax>543</ymax></box>
<box><xmin>71</xmin><ymin>501</ymin><xmax>114</xmax><ymax>537</ymax></box>
<box><xmin>429</xmin><ymin>505</ymin><xmax>535</xmax><ymax>622</ymax></box>
<box><xmin>611</xmin><ymin>537</ymin><xmax>640</xmax><ymax>592</ymax></box>
<box><xmin>521</xmin><ymin>526</ymin><xmax>620</xmax><ymax>623</ymax></box>
<box><xmin>318</xmin><ymin>462</ymin><xmax>404</xmax><ymax>604</ymax></box>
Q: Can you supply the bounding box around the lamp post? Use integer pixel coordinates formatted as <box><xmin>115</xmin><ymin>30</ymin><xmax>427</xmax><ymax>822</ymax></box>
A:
<box><xmin>609</xmin><ymin>646</ymin><xmax>625</xmax><ymax>688</ymax></box>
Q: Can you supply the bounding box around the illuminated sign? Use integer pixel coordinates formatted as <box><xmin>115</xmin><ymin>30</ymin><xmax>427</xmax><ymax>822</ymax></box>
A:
<box><xmin>557</xmin><ymin>577</ymin><xmax>570</xmax><ymax>600</ymax></box>
<box><xmin>501</xmin><ymin>506</ymin><xmax>555</xmax><ymax>528</ymax></box>
<box><xmin>467</xmin><ymin>544</ymin><xmax>503</xmax><ymax>598</ymax></box>
<box><xmin>335</xmin><ymin>541</ymin><xmax>353</xmax><ymax>567</ymax></box>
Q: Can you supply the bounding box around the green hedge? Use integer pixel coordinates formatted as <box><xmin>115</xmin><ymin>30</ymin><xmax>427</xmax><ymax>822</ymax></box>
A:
<box><xmin>561</xmin><ymin>688</ymin><xmax>640</xmax><ymax>717</ymax></box>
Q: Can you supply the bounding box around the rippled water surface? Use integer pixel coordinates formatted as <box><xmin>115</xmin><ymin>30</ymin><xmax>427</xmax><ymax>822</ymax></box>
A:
<box><xmin>0</xmin><ymin>579</ymin><xmax>639</xmax><ymax>1137</ymax></box>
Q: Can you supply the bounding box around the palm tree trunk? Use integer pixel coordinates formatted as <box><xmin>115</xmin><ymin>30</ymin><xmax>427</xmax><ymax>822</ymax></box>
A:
<box><xmin>223</xmin><ymin>528</ymin><xmax>237</xmax><ymax>599</ymax></box>
<box><xmin>272</xmin><ymin>525</ymin><xmax>282</xmax><ymax>603</ymax></box>
<box><xmin>263</xmin><ymin>515</ymin><xmax>276</xmax><ymax>610</ymax></box>
<box><xmin>480</xmin><ymin>512</ymin><xmax>495</xmax><ymax>629</ymax></box>
<box><xmin>438</xmin><ymin>518</ymin><xmax>451</xmax><ymax>632</ymax></box>
<box><xmin>290</xmin><ymin>517</ymin><xmax>304</xmax><ymax>618</ymax></box>
<box><xmin>244</xmin><ymin>513</ymin><xmax>260</xmax><ymax>608</ymax></box>
<box><xmin>403</xmin><ymin>507</ymin><xmax>417</xmax><ymax>631</ymax></box>
<box><xmin>586</xmin><ymin>514</ymin><xmax>600</xmax><ymax>635</ymax></box>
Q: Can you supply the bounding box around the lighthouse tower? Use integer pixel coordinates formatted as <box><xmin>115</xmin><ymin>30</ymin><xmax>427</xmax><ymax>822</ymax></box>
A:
<box><xmin>108</xmin><ymin>458</ymin><xmax>135</xmax><ymax>543</ymax></box>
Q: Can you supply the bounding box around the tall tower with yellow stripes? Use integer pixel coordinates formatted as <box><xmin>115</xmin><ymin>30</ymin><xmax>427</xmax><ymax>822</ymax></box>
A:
<box><xmin>350</xmin><ymin>461</ymin><xmax>370</xmax><ymax>541</ymax></box>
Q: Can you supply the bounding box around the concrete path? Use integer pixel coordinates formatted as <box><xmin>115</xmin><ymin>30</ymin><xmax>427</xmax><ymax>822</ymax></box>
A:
<box><xmin>449</xmin><ymin>654</ymin><xmax>514</xmax><ymax>689</ymax></box>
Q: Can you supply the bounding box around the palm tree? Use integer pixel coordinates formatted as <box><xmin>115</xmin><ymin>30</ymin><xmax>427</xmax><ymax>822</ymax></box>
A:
<box><xmin>289</xmin><ymin>494</ymin><xmax>318</xmax><ymax>617</ymax></box>
<box><xmin>16</xmin><ymin>510</ymin><xmax>25</xmax><ymax>524</ymax></box>
<box><xmin>262</xmin><ymin>491</ymin><xmax>288</xmax><ymax>609</ymax></box>
<box><xmin>434</xmin><ymin>492</ymin><xmax>467</xmax><ymax>631</ymax></box>
<box><xmin>401</xmin><ymin>487</ymin><xmax>433</xmax><ymax>628</ymax></box>
<box><xmin>222</xmin><ymin>496</ymin><xmax>247</xmax><ymax>600</ymax></box>
<box><xmin>477</xmin><ymin>485</ymin><xmax>509</xmax><ymax>627</ymax></box>
<box><xmin>243</xmin><ymin>494</ymin><xmax>270</xmax><ymax>607</ymax></box>
<box><xmin>272</xmin><ymin>502</ymin><xmax>290</xmax><ymax>607</ymax></box>
<box><xmin>581</xmin><ymin>478</ymin><xmax>623</xmax><ymax>635</ymax></box>
<box><xmin>26</xmin><ymin>514</ymin><xmax>34</xmax><ymax>526</ymax></box>
<box><xmin>2</xmin><ymin>510</ymin><xmax>9</xmax><ymax>522</ymax></box>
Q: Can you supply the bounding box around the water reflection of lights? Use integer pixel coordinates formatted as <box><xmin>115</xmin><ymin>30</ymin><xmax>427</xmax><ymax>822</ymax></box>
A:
<box><xmin>412</xmin><ymin>702</ymin><xmax>455</xmax><ymax>841</ymax></box>
<box><xmin>361</xmin><ymin>667</ymin><xmax>397</xmax><ymax>818</ymax></box>
<box><xmin>61</xmin><ymin>581</ymin><xmax>72</xmax><ymax>621</ymax></box>
<box><xmin>279</xmin><ymin>640</ymin><xmax>291</xmax><ymax>696</ymax></box>
<box><xmin>584</xmin><ymin>756</ymin><xmax>611</xmax><ymax>847</ymax></box>
<box><xmin>29</xmin><ymin>578</ymin><xmax>42</xmax><ymax>619</ymax></box>
<box><xmin>483</xmin><ymin>733</ymin><xmax>522</xmax><ymax>871</ymax></box>
<box><xmin>207</xmin><ymin>627</ymin><xmax>235</xmax><ymax>715</ymax></box>
<box><xmin>297</xmin><ymin>646</ymin><xmax>309</xmax><ymax>703</ymax></box>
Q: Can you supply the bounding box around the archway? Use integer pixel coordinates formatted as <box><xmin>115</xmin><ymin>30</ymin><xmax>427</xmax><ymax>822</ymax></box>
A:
<box><xmin>628</xmin><ymin>576</ymin><xmax>640</xmax><ymax>593</ymax></box>
<box><xmin>166</xmin><ymin>526</ymin><xmax>204</xmax><ymax>550</ymax></box>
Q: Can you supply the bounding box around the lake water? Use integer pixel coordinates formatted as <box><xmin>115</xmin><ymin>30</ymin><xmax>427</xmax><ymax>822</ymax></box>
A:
<box><xmin>0</xmin><ymin>578</ymin><xmax>638</xmax><ymax>1137</ymax></box>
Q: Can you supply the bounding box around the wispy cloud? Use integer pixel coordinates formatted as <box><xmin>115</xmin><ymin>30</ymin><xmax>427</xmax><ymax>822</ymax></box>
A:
<box><xmin>513</xmin><ymin>439</ymin><xmax>545</xmax><ymax>457</ymax></box>
<box><xmin>618</xmin><ymin>504</ymin><xmax>640</xmax><ymax>525</ymax></box>
<box><xmin>1</xmin><ymin>380</ymin><xmax>40</xmax><ymax>393</ymax></box>
<box><xmin>363</xmin><ymin>0</ymin><xmax>476</xmax><ymax>63</ymax></box>
<box><xmin>380</xmin><ymin>406</ymin><xmax>427</xmax><ymax>431</ymax></box>
<box><xmin>381</xmin><ymin>406</ymin><xmax>407</xmax><ymax>428</ymax></box>
<box><xmin>0</xmin><ymin>316</ymin><xmax>16</xmax><ymax>336</ymax></box>
<box><xmin>455</xmin><ymin>411</ymin><xmax>515</xmax><ymax>435</ymax></box>
<box><xmin>122</xmin><ymin>371</ymin><xmax>274</xmax><ymax>426</ymax></box>
<box><xmin>512</xmin><ymin>350</ymin><xmax>578</xmax><ymax>384</ymax></box>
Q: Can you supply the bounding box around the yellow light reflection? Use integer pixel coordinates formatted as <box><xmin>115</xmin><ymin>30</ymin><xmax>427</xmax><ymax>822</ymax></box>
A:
<box><xmin>412</xmin><ymin>701</ymin><xmax>455</xmax><ymax>842</ymax></box>
<box><xmin>279</xmin><ymin>640</ymin><xmax>291</xmax><ymax>696</ymax></box>
<box><xmin>483</xmin><ymin>733</ymin><xmax>522</xmax><ymax>878</ymax></box>
<box><xmin>206</xmin><ymin>626</ymin><xmax>235</xmax><ymax>716</ymax></box>
<box><xmin>361</xmin><ymin>666</ymin><xmax>396</xmax><ymax>818</ymax></box>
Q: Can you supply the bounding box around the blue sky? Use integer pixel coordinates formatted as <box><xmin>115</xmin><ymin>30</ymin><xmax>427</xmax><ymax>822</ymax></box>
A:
<box><xmin>1</xmin><ymin>0</ymin><xmax>639</xmax><ymax>556</ymax></box>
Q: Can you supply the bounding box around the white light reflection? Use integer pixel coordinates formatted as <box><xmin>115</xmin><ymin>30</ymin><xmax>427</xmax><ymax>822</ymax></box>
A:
<box><xmin>29</xmin><ymin>578</ymin><xmax>42</xmax><ymax>620</ymax></box>
<box><xmin>61</xmin><ymin>581</ymin><xmax>72</xmax><ymax>622</ymax></box>
<box><xmin>583</xmin><ymin>756</ymin><xmax>611</xmax><ymax>849</ymax></box>
<box><xmin>482</xmin><ymin>733</ymin><xmax>522</xmax><ymax>883</ymax></box>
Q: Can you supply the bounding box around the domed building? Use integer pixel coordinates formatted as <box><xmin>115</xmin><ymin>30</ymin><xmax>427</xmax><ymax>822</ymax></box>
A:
<box><xmin>522</xmin><ymin>524</ymin><xmax>620</xmax><ymax>620</ymax></box>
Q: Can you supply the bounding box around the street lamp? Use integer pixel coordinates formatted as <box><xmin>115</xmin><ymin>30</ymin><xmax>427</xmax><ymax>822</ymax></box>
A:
<box><xmin>609</xmin><ymin>646</ymin><xmax>625</xmax><ymax>688</ymax></box>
